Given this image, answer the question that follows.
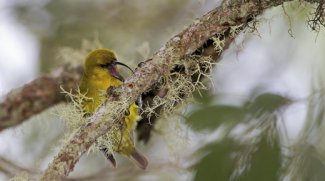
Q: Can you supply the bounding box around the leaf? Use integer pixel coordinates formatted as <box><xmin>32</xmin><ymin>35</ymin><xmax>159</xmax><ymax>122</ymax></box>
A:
<box><xmin>304</xmin><ymin>149</ymin><xmax>325</xmax><ymax>181</ymax></box>
<box><xmin>292</xmin><ymin>146</ymin><xmax>325</xmax><ymax>181</ymax></box>
<box><xmin>192</xmin><ymin>90</ymin><xmax>215</xmax><ymax>105</ymax></box>
<box><xmin>186</xmin><ymin>105</ymin><xmax>244</xmax><ymax>131</ymax></box>
<box><xmin>194</xmin><ymin>140</ymin><xmax>238</xmax><ymax>181</ymax></box>
<box><xmin>237</xmin><ymin>135</ymin><xmax>282</xmax><ymax>181</ymax></box>
<box><xmin>245</xmin><ymin>93</ymin><xmax>291</xmax><ymax>116</ymax></box>
<box><xmin>193</xmin><ymin>133</ymin><xmax>282</xmax><ymax>181</ymax></box>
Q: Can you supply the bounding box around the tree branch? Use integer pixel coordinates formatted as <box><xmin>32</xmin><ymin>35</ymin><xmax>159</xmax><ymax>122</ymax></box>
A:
<box><xmin>0</xmin><ymin>65</ymin><xmax>82</xmax><ymax>132</ymax></box>
<box><xmin>39</xmin><ymin>0</ymin><xmax>325</xmax><ymax>180</ymax></box>
<box><xmin>0</xmin><ymin>156</ymin><xmax>39</xmax><ymax>178</ymax></box>
<box><xmin>0</xmin><ymin>0</ymin><xmax>321</xmax><ymax>179</ymax></box>
<box><xmin>0</xmin><ymin>0</ymin><xmax>322</xmax><ymax>134</ymax></box>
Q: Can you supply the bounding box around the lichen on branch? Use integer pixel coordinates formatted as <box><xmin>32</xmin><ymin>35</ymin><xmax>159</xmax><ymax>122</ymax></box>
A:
<box><xmin>0</xmin><ymin>64</ymin><xmax>82</xmax><ymax>132</ymax></box>
<box><xmin>0</xmin><ymin>0</ymin><xmax>319</xmax><ymax>180</ymax></box>
<box><xmin>40</xmin><ymin>0</ymin><xmax>303</xmax><ymax>179</ymax></box>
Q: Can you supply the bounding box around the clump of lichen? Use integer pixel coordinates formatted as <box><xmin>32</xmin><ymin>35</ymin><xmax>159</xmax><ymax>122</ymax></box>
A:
<box><xmin>139</xmin><ymin>54</ymin><xmax>215</xmax><ymax>158</ymax></box>
<box><xmin>9</xmin><ymin>172</ymin><xmax>32</xmax><ymax>181</ymax></box>
<box><xmin>54</xmin><ymin>87</ymin><xmax>92</xmax><ymax>152</ymax></box>
<box><xmin>143</xmin><ymin>54</ymin><xmax>215</xmax><ymax>120</ymax></box>
<box><xmin>141</xmin><ymin>24</ymin><xmax>246</xmax><ymax>153</ymax></box>
<box><xmin>57</xmin><ymin>84</ymin><xmax>132</xmax><ymax>156</ymax></box>
<box><xmin>57</xmin><ymin>87</ymin><xmax>89</xmax><ymax>130</ymax></box>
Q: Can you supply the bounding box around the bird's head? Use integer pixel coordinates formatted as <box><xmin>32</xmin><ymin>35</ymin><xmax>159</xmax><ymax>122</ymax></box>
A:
<box><xmin>84</xmin><ymin>49</ymin><xmax>133</xmax><ymax>81</ymax></box>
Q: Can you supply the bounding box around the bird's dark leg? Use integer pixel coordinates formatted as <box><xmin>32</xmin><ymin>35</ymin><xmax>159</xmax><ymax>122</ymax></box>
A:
<box><xmin>100</xmin><ymin>147</ymin><xmax>117</xmax><ymax>168</ymax></box>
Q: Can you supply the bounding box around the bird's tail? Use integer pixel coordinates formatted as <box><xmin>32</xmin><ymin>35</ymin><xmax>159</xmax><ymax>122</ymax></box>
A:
<box><xmin>129</xmin><ymin>148</ymin><xmax>148</xmax><ymax>170</ymax></box>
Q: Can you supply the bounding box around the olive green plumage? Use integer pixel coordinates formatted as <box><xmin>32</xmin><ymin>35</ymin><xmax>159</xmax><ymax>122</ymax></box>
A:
<box><xmin>80</xmin><ymin>49</ymin><xmax>148</xmax><ymax>169</ymax></box>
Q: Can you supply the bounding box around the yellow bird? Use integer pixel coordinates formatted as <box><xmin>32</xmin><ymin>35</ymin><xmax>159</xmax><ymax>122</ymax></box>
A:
<box><xmin>79</xmin><ymin>48</ymin><xmax>148</xmax><ymax>169</ymax></box>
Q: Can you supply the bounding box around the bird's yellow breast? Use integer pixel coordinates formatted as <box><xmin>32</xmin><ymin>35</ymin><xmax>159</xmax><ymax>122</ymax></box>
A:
<box><xmin>80</xmin><ymin>67</ymin><xmax>140</xmax><ymax>154</ymax></box>
<box><xmin>78</xmin><ymin>49</ymin><xmax>147</xmax><ymax>169</ymax></box>
<box><xmin>80</xmin><ymin>67</ymin><xmax>121</xmax><ymax>113</ymax></box>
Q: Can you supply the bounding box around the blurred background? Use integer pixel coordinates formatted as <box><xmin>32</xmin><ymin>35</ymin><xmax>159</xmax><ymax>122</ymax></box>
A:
<box><xmin>0</xmin><ymin>0</ymin><xmax>325</xmax><ymax>180</ymax></box>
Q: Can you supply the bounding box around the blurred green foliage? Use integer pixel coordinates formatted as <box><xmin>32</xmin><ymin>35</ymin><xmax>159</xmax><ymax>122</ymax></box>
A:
<box><xmin>238</xmin><ymin>135</ymin><xmax>281</xmax><ymax>181</ymax></box>
<box><xmin>194</xmin><ymin>140</ymin><xmax>238</xmax><ymax>181</ymax></box>
<box><xmin>302</xmin><ymin>147</ymin><xmax>325</xmax><ymax>181</ymax></box>
<box><xmin>188</xmin><ymin>93</ymin><xmax>289</xmax><ymax>181</ymax></box>
<box><xmin>194</xmin><ymin>134</ymin><xmax>281</xmax><ymax>181</ymax></box>
<box><xmin>187</xmin><ymin>93</ymin><xmax>290</xmax><ymax>131</ymax></box>
<box><xmin>287</xmin><ymin>93</ymin><xmax>325</xmax><ymax>181</ymax></box>
<box><xmin>245</xmin><ymin>93</ymin><xmax>291</xmax><ymax>116</ymax></box>
<box><xmin>188</xmin><ymin>91</ymin><xmax>325</xmax><ymax>181</ymax></box>
<box><xmin>187</xmin><ymin>105</ymin><xmax>244</xmax><ymax>130</ymax></box>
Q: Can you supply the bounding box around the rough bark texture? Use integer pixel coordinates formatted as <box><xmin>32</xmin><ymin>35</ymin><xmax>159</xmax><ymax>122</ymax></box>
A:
<box><xmin>40</xmin><ymin>0</ymin><xmax>324</xmax><ymax>180</ymax></box>
<box><xmin>0</xmin><ymin>65</ymin><xmax>83</xmax><ymax>132</ymax></box>
<box><xmin>0</xmin><ymin>0</ymin><xmax>321</xmax><ymax>134</ymax></box>
<box><xmin>0</xmin><ymin>0</ymin><xmax>322</xmax><ymax>180</ymax></box>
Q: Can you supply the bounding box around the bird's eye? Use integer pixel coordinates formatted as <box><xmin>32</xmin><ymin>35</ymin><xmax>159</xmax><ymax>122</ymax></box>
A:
<box><xmin>99</xmin><ymin>64</ymin><xmax>108</xmax><ymax>68</ymax></box>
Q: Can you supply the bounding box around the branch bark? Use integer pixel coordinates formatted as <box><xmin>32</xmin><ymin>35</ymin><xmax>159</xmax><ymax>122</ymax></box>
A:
<box><xmin>0</xmin><ymin>0</ymin><xmax>322</xmax><ymax>133</ymax></box>
<box><xmin>0</xmin><ymin>0</ymin><xmax>321</xmax><ymax>180</ymax></box>
<box><xmin>0</xmin><ymin>65</ymin><xmax>82</xmax><ymax>131</ymax></box>
<box><xmin>39</xmin><ymin>0</ymin><xmax>325</xmax><ymax>180</ymax></box>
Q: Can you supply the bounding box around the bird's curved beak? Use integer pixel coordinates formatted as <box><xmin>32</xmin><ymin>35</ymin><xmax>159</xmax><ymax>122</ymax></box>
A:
<box><xmin>108</xmin><ymin>61</ymin><xmax>134</xmax><ymax>82</ymax></box>
<box><xmin>114</xmin><ymin>61</ymin><xmax>134</xmax><ymax>74</ymax></box>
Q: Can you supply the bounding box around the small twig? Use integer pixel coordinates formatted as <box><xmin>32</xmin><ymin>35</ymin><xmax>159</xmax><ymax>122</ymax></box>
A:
<box><xmin>0</xmin><ymin>156</ymin><xmax>39</xmax><ymax>178</ymax></box>
<box><xmin>307</xmin><ymin>0</ymin><xmax>325</xmax><ymax>31</ymax></box>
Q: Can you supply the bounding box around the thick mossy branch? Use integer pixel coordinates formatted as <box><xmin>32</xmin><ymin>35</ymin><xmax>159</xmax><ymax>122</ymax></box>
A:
<box><xmin>137</xmin><ymin>24</ymin><xmax>244</xmax><ymax>142</ymax></box>
<box><xmin>142</xmin><ymin>55</ymin><xmax>214</xmax><ymax>120</ymax></box>
<box><xmin>40</xmin><ymin>0</ymin><xmax>325</xmax><ymax>180</ymax></box>
<box><xmin>41</xmin><ymin>93</ymin><xmax>130</xmax><ymax>180</ymax></box>
<box><xmin>0</xmin><ymin>0</ymin><xmax>322</xmax><ymax>134</ymax></box>
<box><xmin>58</xmin><ymin>87</ymin><xmax>90</xmax><ymax>130</ymax></box>
<box><xmin>0</xmin><ymin>39</ymin><xmax>101</xmax><ymax>133</ymax></box>
<box><xmin>58</xmin><ymin>86</ymin><xmax>123</xmax><ymax>157</ymax></box>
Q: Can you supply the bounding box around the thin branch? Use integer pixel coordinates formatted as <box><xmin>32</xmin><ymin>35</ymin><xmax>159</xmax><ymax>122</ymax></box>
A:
<box><xmin>40</xmin><ymin>0</ymin><xmax>323</xmax><ymax>180</ymax></box>
<box><xmin>0</xmin><ymin>157</ymin><xmax>39</xmax><ymax>178</ymax></box>
<box><xmin>0</xmin><ymin>65</ymin><xmax>82</xmax><ymax>132</ymax></box>
<box><xmin>307</xmin><ymin>0</ymin><xmax>325</xmax><ymax>31</ymax></box>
